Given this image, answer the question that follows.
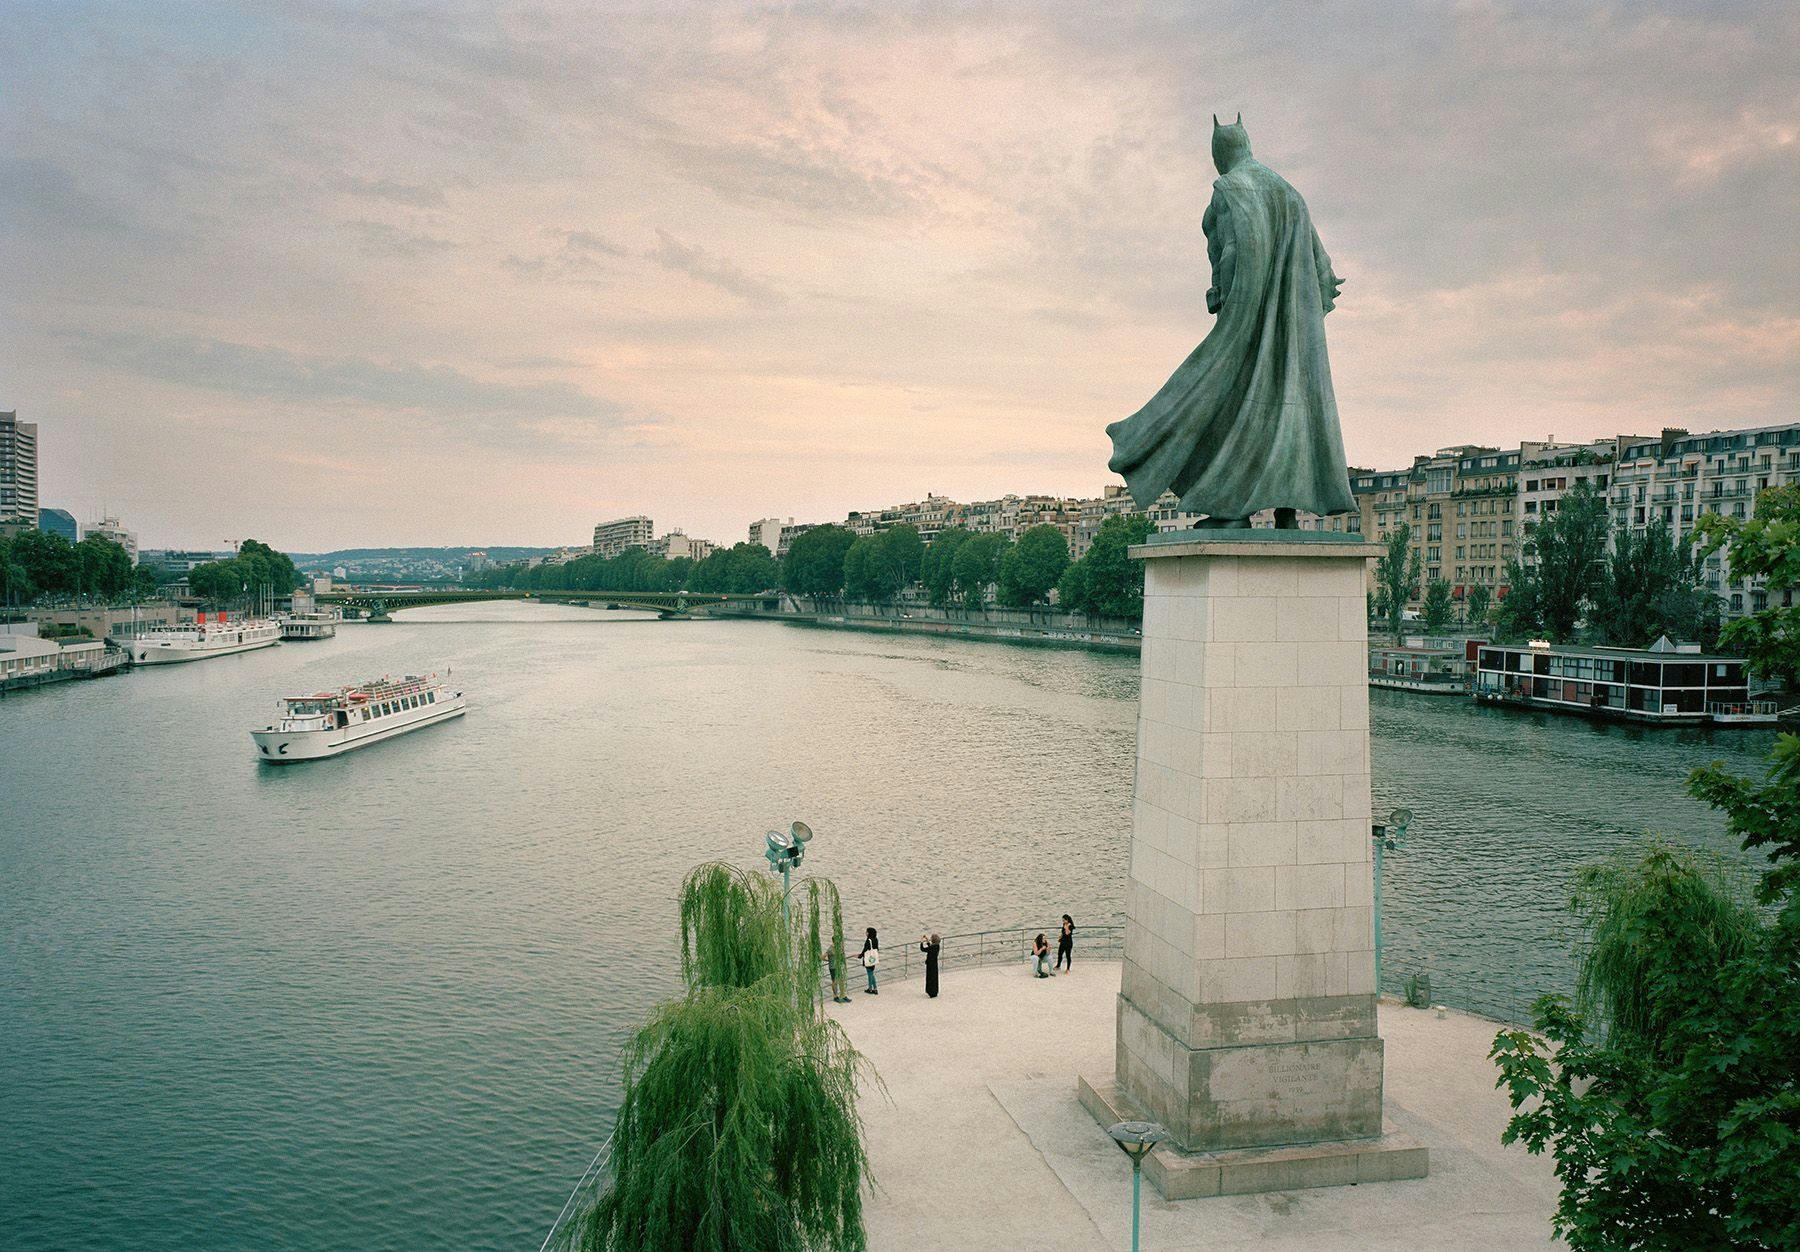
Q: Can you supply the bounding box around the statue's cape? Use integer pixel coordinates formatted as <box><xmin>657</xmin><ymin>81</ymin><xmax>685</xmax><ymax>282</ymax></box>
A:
<box><xmin>1106</xmin><ymin>160</ymin><xmax>1355</xmax><ymax>518</ymax></box>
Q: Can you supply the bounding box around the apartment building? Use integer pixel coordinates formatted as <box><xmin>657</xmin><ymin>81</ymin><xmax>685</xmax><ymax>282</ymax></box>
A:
<box><xmin>592</xmin><ymin>515</ymin><xmax>654</xmax><ymax>558</ymax></box>
<box><xmin>87</xmin><ymin>514</ymin><xmax>138</xmax><ymax>564</ymax></box>
<box><xmin>1</xmin><ymin>411</ymin><xmax>39</xmax><ymax>525</ymax></box>
<box><xmin>650</xmin><ymin>532</ymin><xmax>716</xmax><ymax>562</ymax></box>
<box><xmin>1356</xmin><ymin>446</ymin><xmax>1519</xmax><ymax>602</ymax></box>
<box><xmin>746</xmin><ymin>517</ymin><xmax>789</xmax><ymax>552</ymax></box>
<box><xmin>1611</xmin><ymin>423</ymin><xmax>1800</xmax><ymax>617</ymax></box>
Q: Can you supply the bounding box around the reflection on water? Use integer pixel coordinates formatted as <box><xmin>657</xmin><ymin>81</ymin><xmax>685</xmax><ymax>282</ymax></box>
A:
<box><xmin>0</xmin><ymin>603</ymin><xmax>1777</xmax><ymax>1250</ymax></box>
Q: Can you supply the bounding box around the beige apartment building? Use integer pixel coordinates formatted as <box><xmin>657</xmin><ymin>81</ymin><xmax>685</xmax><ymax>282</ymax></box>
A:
<box><xmin>592</xmin><ymin>515</ymin><xmax>653</xmax><ymax>558</ymax></box>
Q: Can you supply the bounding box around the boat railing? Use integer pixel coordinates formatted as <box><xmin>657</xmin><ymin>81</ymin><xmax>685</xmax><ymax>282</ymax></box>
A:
<box><xmin>1707</xmin><ymin>699</ymin><xmax>1779</xmax><ymax>717</ymax></box>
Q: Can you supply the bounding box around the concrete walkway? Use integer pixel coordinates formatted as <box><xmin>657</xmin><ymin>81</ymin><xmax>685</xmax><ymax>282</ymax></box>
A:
<box><xmin>830</xmin><ymin>960</ymin><xmax>1560</xmax><ymax>1250</ymax></box>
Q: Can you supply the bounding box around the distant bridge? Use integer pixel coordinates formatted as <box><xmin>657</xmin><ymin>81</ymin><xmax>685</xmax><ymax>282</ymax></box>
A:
<box><xmin>314</xmin><ymin>588</ymin><xmax>741</xmax><ymax>619</ymax></box>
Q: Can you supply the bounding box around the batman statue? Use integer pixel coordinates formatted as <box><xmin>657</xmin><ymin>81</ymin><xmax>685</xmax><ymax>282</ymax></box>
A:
<box><xmin>1106</xmin><ymin>115</ymin><xmax>1354</xmax><ymax>529</ymax></box>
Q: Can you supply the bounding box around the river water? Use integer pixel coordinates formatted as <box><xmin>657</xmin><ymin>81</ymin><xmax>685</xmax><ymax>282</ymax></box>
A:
<box><xmin>0</xmin><ymin>602</ymin><xmax>1778</xmax><ymax>1250</ymax></box>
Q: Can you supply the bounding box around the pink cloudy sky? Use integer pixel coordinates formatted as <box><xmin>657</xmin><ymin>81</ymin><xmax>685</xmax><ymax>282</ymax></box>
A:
<box><xmin>3</xmin><ymin>2</ymin><xmax>1796</xmax><ymax>552</ymax></box>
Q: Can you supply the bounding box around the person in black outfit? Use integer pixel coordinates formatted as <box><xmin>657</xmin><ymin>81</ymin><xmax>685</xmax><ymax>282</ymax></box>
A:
<box><xmin>919</xmin><ymin>932</ymin><xmax>941</xmax><ymax>998</ymax></box>
<box><xmin>1056</xmin><ymin>914</ymin><xmax>1075</xmax><ymax>972</ymax></box>
<box><xmin>860</xmin><ymin>927</ymin><xmax>879</xmax><ymax>994</ymax></box>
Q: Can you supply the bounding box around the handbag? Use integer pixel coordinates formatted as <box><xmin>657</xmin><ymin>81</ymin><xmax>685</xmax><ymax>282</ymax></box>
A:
<box><xmin>862</xmin><ymin>947</ymin><xmax>879</xmax><ymax>968</ymax></box>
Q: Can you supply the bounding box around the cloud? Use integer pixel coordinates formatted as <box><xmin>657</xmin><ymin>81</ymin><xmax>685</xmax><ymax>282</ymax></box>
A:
<box><xmin>6</xmin><ymin>1</ymin><xmax>1797</xmax><ymax>547</ymax></box>
<box><xmin>344</xmin><ymin>220</ymin><xmax>460</xmax><ymax>258</ymax></box>
<box><xmin>330</xmin><ymin>175</ymin><xmax>451</xmax><ymax>208</ymax></box>
<box><xmin>645</xmin><ymin>229</ymin><xmax>786</xmax><ymax>307</ymax></box>
<box><xmin>63</xmin><ymin>330</ymin><xmax>633</xmax><ymax>427</ymax></box>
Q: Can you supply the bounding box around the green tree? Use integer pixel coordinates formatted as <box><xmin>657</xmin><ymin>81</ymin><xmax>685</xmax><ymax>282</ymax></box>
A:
<box><xmin>920</xmin><ymin>527</ymin><xmax>971</xmax><ymax>608</ymax></box>
<box><xmin>1523</xmin><ymin>481</ymin><xmax>1609</xmax><ymax>641</ymax></box>
<box><xmin>996</xmin><ymin>524</ymin><xmax>1070</xmax><ymax>607</ymax></box>
<box><xmin>729</xmin><ymin>543</ymin><xmax>780</xmax><ymax>595</ymax></box>
<box><xmin>0</xmin><ymin>535</ymin><xmax>37</xmax><ymax>605</ymax></box>
<box><xmin>1493</xmin><ymin>556</ymin><xmax>1541</xmax><ymax>641</ymax></box>
<box><xmin>1465</xmin><ymin>582</ymin><xmax>1492</xmax><ymax>629</ymax></box>
<box><xmin>1421</xmin><ymin>580</ymin><xmax>1452</xmax><ymax>633</ymax></box>
<box><xmin>842</xmin><ymin>534</ymin><xmax>879</xmax><ymax>602</ymax></box>
<box><xmin>1055</xmin><ymin>557</ymin><xmax>1092</xmax><ymax>614</ymax></box>
<box><xmin>575</xmin><ymin>862</ymin><xmax>871</xmax><ymax>1252</ymax></box>
<box><xmin>1696</xmin><ymin>484</ymin><xmax>1800</xmax><ymax>687</ymax></box>
<box><xmin>950</xmin><ymin>531</ymin><xmax>1009</xmax><ymax>609</ymax></box>
<box><xmin>782</xmin><ymin>525</ymin><xmax>855</xmax><ymax>599</ymax></box>
<box><xmin>1491</xmin><ymin>491</ymin><xmax>1800</xmax><ymax>1250</ymax></box>
<box><xmin>875</xmin><ymin>525</ymin><xmax>923</xmax><ymax>593</ymax></box>
<box><xmin>9</xmin><ymin>528</ymin><xmax>77</xmax><ymax>597</ymax></box>
<box><xmin>1593</xmin><ymin>521</ymin><xmax>1717</xmax><ymax>648</ymax></box>
<box><xmin>1080</xmin><ymin>513</ymin><xmax>1155</xmax><ymax>620</ymax></box>
<box><xmin>188</xmin><ymin>539</ymin><xmax>302</xmax><ymax>608</ymax></box>
<box><xmin>1374</xmin><ymin>524</ymin><xmax>1420</xmax><ymax>639</ymax></box>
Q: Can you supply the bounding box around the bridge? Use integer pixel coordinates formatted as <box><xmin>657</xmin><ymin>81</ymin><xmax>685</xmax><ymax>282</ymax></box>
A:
<box><xmin>314</xmin><ymin>588</ymin><xmax>739</xmax><ymax>620</ymax></box>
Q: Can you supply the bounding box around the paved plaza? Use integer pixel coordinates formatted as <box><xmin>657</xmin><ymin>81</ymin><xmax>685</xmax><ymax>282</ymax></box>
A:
<box><xmin>830</xmin><ymin>960</ymin><xmax>1561</xmax><ymax>1250</ymax></box>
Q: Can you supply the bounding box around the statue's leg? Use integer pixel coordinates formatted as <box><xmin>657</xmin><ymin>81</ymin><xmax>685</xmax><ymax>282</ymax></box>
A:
<box><xmin>1198</xmin><ymin>516</ymin><xmax>1252</xmax><ymax>529</ymax></box>
<box><xmin>1274</xmin><ymin>508</ymin><xmax>1298</xmax><ymax>529</ymax></box>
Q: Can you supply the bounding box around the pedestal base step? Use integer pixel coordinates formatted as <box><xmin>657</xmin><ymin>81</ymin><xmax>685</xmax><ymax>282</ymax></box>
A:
<box><xmin>1079</xmin><ymin>1075</ymin><xmax>1428</xmax><ymax>1199</ymax></box>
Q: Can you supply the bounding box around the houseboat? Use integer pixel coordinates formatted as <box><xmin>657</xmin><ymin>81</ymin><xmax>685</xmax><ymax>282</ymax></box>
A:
<box><xmin>1473</xmin><ymin>637</ymin><xmax>1781</xmax><ymax>726</ymax></box>
<box><xmin>1369</xmin><ymin>641</ymin><xmax>1471</xmax><ymax>694</ymax></box>
<box><xmin>279</xmin><ymin>610</ymin><xmax>339</xmax><ymax>641</ymax></box>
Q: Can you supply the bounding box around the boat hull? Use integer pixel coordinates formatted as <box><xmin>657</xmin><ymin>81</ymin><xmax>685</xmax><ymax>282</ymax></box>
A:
<box><xmin>116</xmin><ymin>634</ymin><xmax>281</xmax><ymax>665</ymax></box>
<box><xmin>252</xmin><ymin>700</ymin><xmax>465</xmax><ymax>761</ymax></box>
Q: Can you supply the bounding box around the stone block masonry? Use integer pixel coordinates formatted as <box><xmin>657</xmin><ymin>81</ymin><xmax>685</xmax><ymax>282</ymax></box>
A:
<box><xmin>1094</xmin><ymin>530</ymin><xmax>1426</xmax><ymax>1191</ymax></box>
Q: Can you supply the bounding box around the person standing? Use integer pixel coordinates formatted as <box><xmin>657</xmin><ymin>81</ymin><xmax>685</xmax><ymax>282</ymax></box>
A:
<box><xmin>860</xmin><ymin>927</ymin><xmax>880</xmax><ymax>995</ymax></box>
<box><xmin>920</xmin><ymin>932</ymin><xmax>941</xmax><ymax>999</ymax></box>
<box><xmin>1056</xmin><ymin>915</ymin><xmax>1075</xmax><ymax>973</ymax></box>
<box><xmin>826</xmin><ymin>944</ymin><xmax>849</xmax><ymax>1004</ymax></box>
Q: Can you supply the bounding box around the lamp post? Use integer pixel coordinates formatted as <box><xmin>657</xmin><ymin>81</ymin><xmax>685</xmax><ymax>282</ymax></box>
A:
<box><xmin>1106</xmin><ymin>1120</ymin><xmax>1168</xmax><ymax>1252</ymax></box>
<box><xmin>762</xmin><ymin>820</ymin><xmax>813</xmax><ymax>928</ymax></box>
<box><xmin>1372</xmin><ymin>806</ymin><xmax>1412</xmax><ymax>993</ymax></box>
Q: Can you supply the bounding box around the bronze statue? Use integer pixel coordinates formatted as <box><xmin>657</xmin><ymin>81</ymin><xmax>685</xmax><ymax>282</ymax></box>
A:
<box><xmin>1106</xmin><ymin>116</ymin><xmax>1355</xmax><ymax>529</ymax></box>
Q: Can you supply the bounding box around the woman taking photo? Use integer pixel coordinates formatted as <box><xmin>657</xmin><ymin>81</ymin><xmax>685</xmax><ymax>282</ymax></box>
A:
<box><xmin>919</xmin><ymin>932</ymin><xmax>941</xmax><ymax>999</ymax></box>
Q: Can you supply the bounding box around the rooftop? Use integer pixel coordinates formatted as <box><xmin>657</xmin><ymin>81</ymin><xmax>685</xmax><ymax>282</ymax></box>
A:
<box><xmin>832</xmin><ymin>960</ymin><xmax>1559</xmax><ymax>1250</ymax></box>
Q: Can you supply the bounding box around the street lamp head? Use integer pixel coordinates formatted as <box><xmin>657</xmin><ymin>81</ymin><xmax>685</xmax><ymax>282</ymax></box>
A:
<box><xmin>1107</xmin><ymin>1120</ymin><xmax>1169</xmax><ymax>1162</ymax></box>
<box><xmin>791</xmin><ymin>820</ymin><xmax>813</xmax><ymax>844</ymax></box>
<box><xmin>1389</xmin><ymin>807</ymin><xmax>1412</xmax><ymax>830</ymax></box>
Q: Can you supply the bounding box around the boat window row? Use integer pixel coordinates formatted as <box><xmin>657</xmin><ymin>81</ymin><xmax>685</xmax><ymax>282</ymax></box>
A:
<box><xmin>1477</xmin><ymin>649</ymin><xmax>1742</xmax><ymax>688</ymax></box>
<box><xmin>358</xmin><ymin>691</ymin><xmax>437</xmax><ymax>721</ymax></box>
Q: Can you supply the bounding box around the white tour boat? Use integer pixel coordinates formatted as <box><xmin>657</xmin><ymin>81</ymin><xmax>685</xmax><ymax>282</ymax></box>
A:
<box><xmin>112</xmin><ymin>617</ymin><xmax>283</xmax><ymax>665</ymax></box>
<box><xmin>279</xmin><ymin>610</ymin><xmax>339</xmax><ymax>641</ymax></box>
<box><xmin>252</xmin><ymin>674</ymin><xmax>465</xmax><ymax>761</ymax></box>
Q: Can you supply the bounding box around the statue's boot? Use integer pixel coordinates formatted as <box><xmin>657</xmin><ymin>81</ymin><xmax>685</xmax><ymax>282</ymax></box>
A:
<box><xmin>1197</xmin><ymin>516</ymin><xmax>1252</xmax><ymax>529</ymax></box>
<box><xmin>1274</xmin><ymin>508</ymin><xmax>1298</xmax><ymax>529</ymax></box>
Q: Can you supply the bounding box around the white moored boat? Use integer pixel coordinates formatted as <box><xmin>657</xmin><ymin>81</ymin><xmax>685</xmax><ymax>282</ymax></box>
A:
<box><xmin>252</xmin><ymin>674</ymin><xmax>465</xmax><ymax>761</ymax></box>
<box><xmin>279</xmin><ymin>610</ymin><xmax>339</xmax><ymax>641</ymax></box>
<box><xmin>113</xmin><ymin>616</ymin><xmax>283</xmax><ymax>665</ymax></box>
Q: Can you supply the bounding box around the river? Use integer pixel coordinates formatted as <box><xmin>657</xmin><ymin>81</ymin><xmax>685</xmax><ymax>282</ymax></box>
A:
<box><xmin>0</xmin><ymin>601</ymin><xmax>1778</xmax><ymax>1250</ymax></box>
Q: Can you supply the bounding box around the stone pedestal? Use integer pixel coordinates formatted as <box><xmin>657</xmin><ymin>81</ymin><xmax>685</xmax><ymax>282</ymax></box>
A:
<box><xmin>1087</xmin><ymin>529</ymin><xmax>1426</xmax><ymax>1193</ymax></box>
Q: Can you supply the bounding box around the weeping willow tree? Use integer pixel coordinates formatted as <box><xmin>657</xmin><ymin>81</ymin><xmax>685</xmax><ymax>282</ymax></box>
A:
<box><xmin>576</xmin><ymin>862</ymin><xmax>871</xmax><ymax>1252</ymax></box>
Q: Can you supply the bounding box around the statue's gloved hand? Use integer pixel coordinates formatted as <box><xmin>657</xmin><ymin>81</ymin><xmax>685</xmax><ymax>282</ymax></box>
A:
<box><xmin>1205</xmin><ymin>286</ymin><xmax>1223</xmax><ymax>315</ymax></box>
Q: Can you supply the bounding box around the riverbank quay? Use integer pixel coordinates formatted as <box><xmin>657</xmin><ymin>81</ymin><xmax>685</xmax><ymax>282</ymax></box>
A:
<box><xmin>713</xmin><ymin>599</ymin><xmax>1143</xmax><ymax>652</ymax></box>
<box><xmin>833</xmin><ymin>960</ymin><xmax>1558</xmax><ymax>1250</ymax></box>
<box><xmin>0</xmin><ymin>627</ymin><xmax>125</xmax><ymax>694</ymax></box>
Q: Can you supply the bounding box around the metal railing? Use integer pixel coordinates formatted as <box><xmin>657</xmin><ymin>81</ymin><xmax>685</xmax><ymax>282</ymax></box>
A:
<box><xmin>829</xmin><ymin>919</ymin><xmax>1123</xmax><ymax>988</ymax></box>
<box><xmin>537</xmin><ymin>918</ymin><xmax>1123</xmax><ymax>1249</ymax></box>
<box><xmin>540</xmin><ymin>1132</ymin><xmax>614</xmax><ymax>1252</ymax></box>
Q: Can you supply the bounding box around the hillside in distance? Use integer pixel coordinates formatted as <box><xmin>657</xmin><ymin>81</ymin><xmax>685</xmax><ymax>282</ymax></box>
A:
<box><xmin>291</xmin><ymin>546</ymin><xmax>556</xmax><ymax>566</ymax></box>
